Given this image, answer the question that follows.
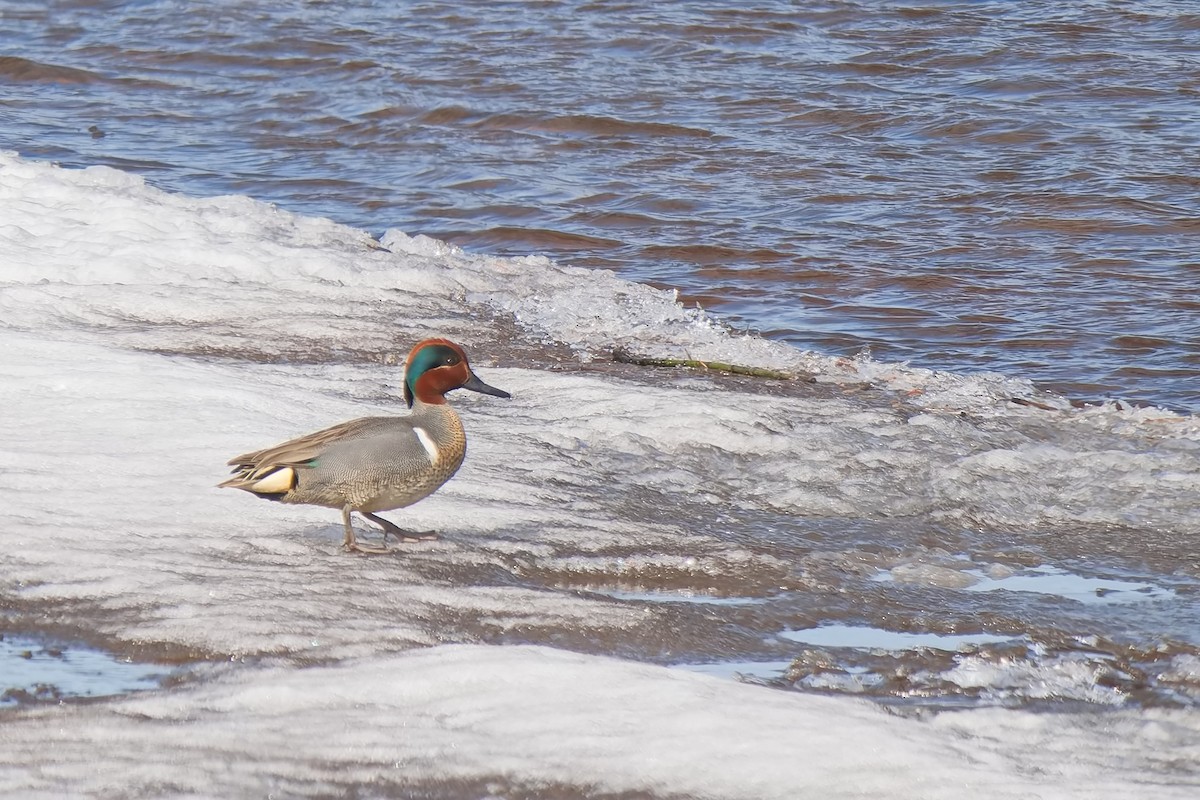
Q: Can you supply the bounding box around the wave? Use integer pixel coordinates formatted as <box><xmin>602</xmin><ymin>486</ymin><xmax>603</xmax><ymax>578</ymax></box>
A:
<box><xmin>3</xmin><ymin>151</ymin><xmax>1197</xmax><ymax>542</ymax></box>
<box><xmin>3</xmin><ymin>153</ymin><xmax>1200</xmax><ymax>796</ymax></box>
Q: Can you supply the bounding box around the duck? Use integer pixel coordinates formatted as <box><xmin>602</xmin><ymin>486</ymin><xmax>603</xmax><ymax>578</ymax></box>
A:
<box><xmin>219</xmin><ymin>338</ymin><xmax>510</xmax><ymax>553</ymax></box>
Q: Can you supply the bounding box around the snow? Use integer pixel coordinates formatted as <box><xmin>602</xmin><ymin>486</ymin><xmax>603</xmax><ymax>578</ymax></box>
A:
<box><xmin>2</xmin><ymin>152</ymin><xmax>1199</xmax><ymax>797</ymax></box>
<box><xmin>943</xmin><ymin>653</ymin><xmax>1130</xmax><ymax>707</ymax></box>
<box><xmin>4</xmin><ymin>644</ymin><xmax>1200</xmax><ymax>799</ymax></box>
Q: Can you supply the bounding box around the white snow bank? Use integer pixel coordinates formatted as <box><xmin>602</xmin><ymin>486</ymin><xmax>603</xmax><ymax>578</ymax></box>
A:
<box><xmin>2</xmin><ymin>152</ymin><xmax>1199</xmax><ymax>800</ymax></box>
<box><xmin>4</xmin><ymin>644</ymin><xmax>1197</xmax><ymax>799</ymax></box>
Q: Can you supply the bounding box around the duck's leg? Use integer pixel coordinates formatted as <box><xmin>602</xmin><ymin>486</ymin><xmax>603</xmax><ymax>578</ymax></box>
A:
<box><xmin>362</xmin><ymin>512</ymin><xmax>438</xmax><ymax>543</ymax></box>
<box><xmin>341</xmin><ymin>507</ymin><xmax>391</xmax><ymax>554</ymax></box>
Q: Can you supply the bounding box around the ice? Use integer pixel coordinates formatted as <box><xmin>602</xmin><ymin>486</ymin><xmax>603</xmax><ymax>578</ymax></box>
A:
<box><xmin>0</xmin><ymin>332</ymin><xmax>640</xmax><ymax>657</ymax></box>
<box><xmin>1161</xmin><ymin>655</ymin><xmax>1200</xmax><ymax>703</ymax></box>
<box><xmin>599</xmin><ymin>588</ymin><xmax>763</xmax><ymax>606</ymax></box>
<box><xmin>5</xmin><ymin>158</ymin><xmax>1199</xmax><ymax>511</ymax></box>
<box><xmin>3</xmin><ymin>152</ymin><xmax>1200</xmax><ymax>796</ymax></box>
<box><xmin>797</xmin><ymin>667</ymin><xmax>890</xmax><ymax>694</ymax></box>
<box><xmin>780</xmin><ymin>624</ymin><xmax>1016</xmax><ymax>652</ymax></box>
<box><xmin>928</xmin><ymin>443</ymin><xmax>1200</xmax><ymax>531</ymax></box>
<box><xmin>963</xmin><ymin>564</ymin><xmax>1175</xmax><ymax>604</ymax></box>
<box><xmin>873</xmin><ymin>560</ymin><xmax>1174</xmax><ymax>604</ymax></box>
<box><xmin>931</xmin><ymin>705</ymin><xmax>1200</xmax><ymax>792</ymax></box>
<box><xmin>4</xmin><ymin>644</ymin><xmax>1199</xmax><ymax>799</ymax></box>
<box><xmin>886</xmin><ymin>561</ymin><xmax>984</xmax><ymax>589</ymax></box>
<box><xmin>1</xmin><ymin>636</ymin><xmax>168</xmax><ymax>705</ymax></box>
<box><xmin>943</xmin><ymin>653</ymin><xmax>1129</xmax><ymax>706</ymax></box>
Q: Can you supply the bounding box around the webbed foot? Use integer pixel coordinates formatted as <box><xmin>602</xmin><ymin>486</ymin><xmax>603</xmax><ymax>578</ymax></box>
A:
<box><xmin>363</xmin><ymin>512</ymin><xmax>438</xmax><ymax>543</ymax></box>
<box><xmin>342</xmin><ymin>540</ymin><xmax>392</xmax><ymax>555</ymax></box>
<box><xmin>341</xmin><ymin>507</ymin><xmax>393</xmax><ymax>555</ymax></box>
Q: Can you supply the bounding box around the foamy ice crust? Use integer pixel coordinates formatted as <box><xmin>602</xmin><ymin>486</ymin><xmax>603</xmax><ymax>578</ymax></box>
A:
<box><xmin>2</xmin><ymin>153</ymin><xmax>1198</xmax><ymax>797</ymax></box>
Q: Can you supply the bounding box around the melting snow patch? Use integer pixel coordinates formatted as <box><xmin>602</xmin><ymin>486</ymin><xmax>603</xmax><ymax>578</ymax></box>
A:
<box><xmin>874</xmin><ymin>560</ymin><xmax>1175</xmax><ymax>605</ymax></box>
<box><xmin>779</xmin><ymin>624</ymin><xmax>1016</xmax><ymax>652</ymax></box>
<box><xmin>1</xmin><ymin>635</ymin><xmax>168</xmax><ymax>705</ymax></box>
<box><xmin>962</xmin><ymin>564</ymin><xmax>1175</xmax><ymax>604</ymax></box>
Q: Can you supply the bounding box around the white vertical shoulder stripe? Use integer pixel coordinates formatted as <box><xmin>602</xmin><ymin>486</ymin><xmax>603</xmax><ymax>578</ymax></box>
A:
<box><xmin>412</xmin><ymin>426</ymin><xmax>440</xmax><ymax>463</ymax></box>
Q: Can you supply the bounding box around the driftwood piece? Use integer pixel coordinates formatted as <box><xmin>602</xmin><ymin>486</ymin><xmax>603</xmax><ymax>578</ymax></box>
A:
<box><xmin>612</xmin><ymin>347</ymin><xmax>793</xmax><ymax>380</ymax></box>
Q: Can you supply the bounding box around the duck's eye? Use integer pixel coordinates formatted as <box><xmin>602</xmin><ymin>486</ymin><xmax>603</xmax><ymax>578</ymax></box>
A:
<box><xmin>442</xmin><ymin>354</ymin><xmax>461</xmax><ymax>366</ymax></box>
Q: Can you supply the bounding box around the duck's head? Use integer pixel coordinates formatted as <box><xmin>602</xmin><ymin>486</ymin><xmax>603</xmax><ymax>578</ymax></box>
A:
<box><xmin>402</xmin><ymin>338</ymin><xmax>511</xmax><ymax>408</ymax></box>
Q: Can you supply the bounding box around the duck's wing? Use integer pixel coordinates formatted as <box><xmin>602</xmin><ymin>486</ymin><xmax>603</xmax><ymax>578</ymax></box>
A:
<box><xmin>219</xmin><ymin>416</ymin><xmax>407</xmax><ymax>490</ymax></box>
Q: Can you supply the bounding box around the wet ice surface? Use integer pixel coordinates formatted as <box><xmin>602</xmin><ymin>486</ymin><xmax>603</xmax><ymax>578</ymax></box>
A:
<box><xmin>0</xmin><ymin>634</ymin><xmax>170</xmax><ymax>706</ymax></box>
<box><xmin>959</xmin><ymin>564</ymin><xmax>1177</xmax><ymax>604</ymax></box>
<box><xmin>3</xmin><ymin>155</ymin><xmax>1200</xmax><ymax>796</ymax></box>
<box><xmin>8</xmin><ymin>644</ymin><xmax>1197</xmax><ymax>800</ymax></box>
<box><xmin>778</xmin><ymin>624</ymin><xmax>1016</xmax><ymax>651</ymax></box>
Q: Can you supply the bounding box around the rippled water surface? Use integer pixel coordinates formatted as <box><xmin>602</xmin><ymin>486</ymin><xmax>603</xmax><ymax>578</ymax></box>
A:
<box><xmin>2</xmin><ymin>0</ymin><xmax>1197</xmax><ymax>409</ymax></box>
<box><xmin>3</xmin><ymin>93</ymin><xmax>1200</xmax><ymax>792</ymax></box>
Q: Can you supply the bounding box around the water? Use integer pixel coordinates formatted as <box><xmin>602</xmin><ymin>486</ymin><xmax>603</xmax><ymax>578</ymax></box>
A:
<box><xmin>2</xmin><ymin>2</ymin><xmax>1200</xmax><ymax>797</ymax></box>
<box><xmin>0</xmin><ymin>634</ymin><xmax>169</xmax><ymax>706</ymax></box>
<box><xmin>1</xmin><ymin>1</ymin><xmax>1198</xmax><ymax>410</ymax></box>
<box><xmin>3</xmin><ymin>153</ymin><xmax>1199</xmax><ymax>799</ymax></box>
<box><xmin>778</xmin><ymin>624</ymin><xmax>1017</xmax><ymax>651</ymax></box>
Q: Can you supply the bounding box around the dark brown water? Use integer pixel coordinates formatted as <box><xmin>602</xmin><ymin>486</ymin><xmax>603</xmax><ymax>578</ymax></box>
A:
<box><xmin>2</xmin><ymin>0</ymin><xmax>1197</xmax><ymax>409</ymax></box>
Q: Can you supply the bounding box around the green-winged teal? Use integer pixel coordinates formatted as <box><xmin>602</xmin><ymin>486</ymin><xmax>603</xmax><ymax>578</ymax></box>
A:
<box><xmin>220</xmin><ymin>338</ymin><xmax>510</xmax><ymax>553</ymax></box>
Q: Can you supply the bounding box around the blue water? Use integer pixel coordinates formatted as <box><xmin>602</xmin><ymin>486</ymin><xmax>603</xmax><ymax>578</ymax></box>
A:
<box><xmin>1</xmin><ymin>634</ymin><xmax>168</xmax><ymax>705</ymax></box>
<box><xmin>2</xmin><ymin>0</ymin><xmax>1197</xmax><ymax>411</ymax></box>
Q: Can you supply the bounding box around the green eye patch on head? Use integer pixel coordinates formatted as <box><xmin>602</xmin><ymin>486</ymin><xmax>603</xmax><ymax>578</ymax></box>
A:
<box><xmin>403</xmin><ymin>343</ymin><xmax>461</xmax><ymax>406</ymax></box>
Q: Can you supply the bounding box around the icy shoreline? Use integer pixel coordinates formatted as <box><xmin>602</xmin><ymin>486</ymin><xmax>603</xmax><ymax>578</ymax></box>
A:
<box><xmin>3</xmin><ymin>153</ymin><xmax>1199</xmax><ymax>797</ymax></box>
